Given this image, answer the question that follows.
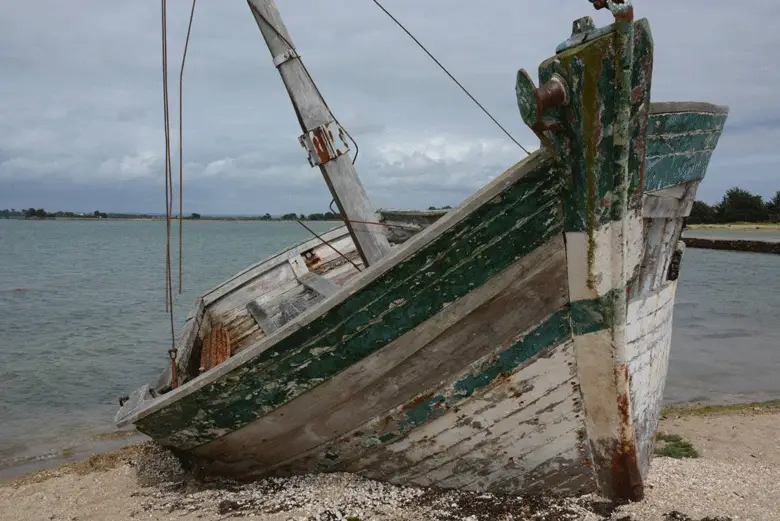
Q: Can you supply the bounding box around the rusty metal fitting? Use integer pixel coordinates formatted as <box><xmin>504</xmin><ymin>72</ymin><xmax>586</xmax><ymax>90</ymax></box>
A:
<box><xmin>516</xmin><ymin>70</ymin><xmax>570</xmax><ymax>135</ymax></box>
<box><xmin>299</xmin><ymin>121</ymin><xmax>351</xmax><ymax>167</ymax></box>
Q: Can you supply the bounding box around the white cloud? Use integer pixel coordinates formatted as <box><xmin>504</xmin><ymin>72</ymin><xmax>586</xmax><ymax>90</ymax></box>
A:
<box><xmin>97</xmin><ymin>150</ymin><xmax>160</xmax><ymax>181</ymax></box>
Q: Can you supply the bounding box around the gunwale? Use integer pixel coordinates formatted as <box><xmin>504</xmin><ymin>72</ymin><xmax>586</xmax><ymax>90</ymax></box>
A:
<box><xmin>117</xmin><ymin>148</ymin><xmax>555</xmax><ymax>428</ymax></box>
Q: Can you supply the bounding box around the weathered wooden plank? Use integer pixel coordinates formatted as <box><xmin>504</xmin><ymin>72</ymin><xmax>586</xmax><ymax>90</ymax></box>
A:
<box><xmin>208</xmin><ymin>262</ymin><xmax>297</xmax><ymax>318</ymax></box>
<box><xmin>318</xmin><ymin>260</ymin><xmax>362</xmax><ymax>286</ymax></box>
<box><xmin>297</xmin><ymin>272</ymin><xmax>340</xmax><ymax>298</ymax></box>
<box><xmin>378</xmin><ymin>208</ymin><xmax>449</xmax><ymax>244</ymax></box>
<box><xmin>277</xmin><ymin>292</ymin><xmax>324</xmax><ymax>327</ymax></box>
<box><xmin>636</xmin><ymin>181</ymin><xmax>697</xmax><ymax>294</ymax></box>
<box><xmin>148</xmin><ymin>190</ymin><xmax>563</xmax><ymax>448</ymax></box>
<box><xmin>259</xmin><ymin>310</ymin><xmax>575</xmax><ymax>478</ymax></box>
<box><xmin>246</xmin><ymin>300</ymin><xmax>277</xmax><ymax>335</ymax></box>
<box><xmin>132</xmin><ymin>150</ymin><xmax>559</xmax><ymax>447</ymax></box>
<box><xmin>637</xmin><ymin>176</ymin><xmax>696</xmax><ymax>295</ymax></box>
<box><xmin>202</xmin><ymin>226</ymin><xmax>349</xmax><ymax>306</ymax></box>
<box><xmin>265</xmin><ymin>322</ymin><xmax>592</xmax><ymax>497</ymax></box>
<box><xmin>195</xmin><ymin>237</ymin><xmax>569</xmax><ymax>469</ymax></box>
<box><xmin>304</xmin><ymin>235</ymin><xmax>363</xmax><ymax>270</ymax></box>
<box><xmin>287</xmin><ymin>256</ymin><xmax>310</xmax><ymax>279</ymax></box>
<box><xmin>375</xmin><ymin>342</ymin><xmax>582</xmax><ymax>489</ymax></box>
<box><xmin>647</xmin><ymin>102</ymin><xmax>729</xmax><ymax>133</ymax></box>
<box><xmin>624</xmin><ymin>282</ymin><xmax>677</xmax><ymax>478</ymax></box>
<box><xmin>642</xmin><ymin>194</ymin><xmax>693</xmax><ymax>219</ymax></box>
<box><xmin>638</xmin><ymin>217</ymin><xmax>677</xmax><ymax>294</ymax></box>
<box><xmin>644</xmin><ymin>103</ymin><xmax>729</xmax><ymax>193</ymax></box>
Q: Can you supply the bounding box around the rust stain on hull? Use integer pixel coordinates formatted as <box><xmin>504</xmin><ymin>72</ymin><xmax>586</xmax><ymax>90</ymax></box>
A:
<box><xmin>611</xmin><ymin>363</ymin><xmax>643</xmax><ymax>501</ymax></box>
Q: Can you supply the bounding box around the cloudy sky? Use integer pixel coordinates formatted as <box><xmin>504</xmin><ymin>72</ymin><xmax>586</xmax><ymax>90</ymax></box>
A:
<box><xmin>0</xmin><ymin>0</ymin><xmax>777</xmax><ymax>215</ymax></box>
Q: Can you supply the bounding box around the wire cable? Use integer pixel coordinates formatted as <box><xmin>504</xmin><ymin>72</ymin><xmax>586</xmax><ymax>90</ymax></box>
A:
<box><xmin>369</xmin><ymin>0</ymin><xmax>530</xmax><ymax>155</ymax></box>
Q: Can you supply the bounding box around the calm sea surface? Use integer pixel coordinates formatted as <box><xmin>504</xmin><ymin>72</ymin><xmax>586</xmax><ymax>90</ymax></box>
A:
<box><xmin>0</xmin><ymin>220</ymin><xmax>778</xmax><ymax>471</ymax></box>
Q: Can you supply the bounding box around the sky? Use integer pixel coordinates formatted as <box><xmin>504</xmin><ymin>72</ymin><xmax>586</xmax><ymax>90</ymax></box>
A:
<box><xmin>0</xmin><ymin>0</ymin><xmax>777</xmax><ymax>215</ymax></box>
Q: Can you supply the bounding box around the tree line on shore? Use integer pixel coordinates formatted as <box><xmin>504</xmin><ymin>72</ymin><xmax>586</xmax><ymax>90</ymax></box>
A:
<box><xmin>3</xmin><ymin>190</ymin><xmax>777</xmax><ymax>223</ymax></box>
<box><xmin>0</xmin><ymin>208</ymin><xmax>110</xmax><ymax>219</ymax></box>
<box><xmin>687</xmin><ymin>187</ymin><xmax>780</xmax><ymax>224</ymax></box>
<box><xmin>0</xmin><ymin>208</ymin><xmax>345</xmax><ymax>221</ymax></box>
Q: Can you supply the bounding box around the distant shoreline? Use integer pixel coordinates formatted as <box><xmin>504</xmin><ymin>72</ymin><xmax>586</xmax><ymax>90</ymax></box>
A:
<box><xmin>3</xmin><ymin>217</ymin><xmax>345</xmax><ymax>223</ymax></box>
<box><xmin>6</xmin><ymin>218</ymin><xmax>780</xmax><ymax>229</ymax></box>
<box><xmin>686</xmin><ymin>222</ymin><xmax>780</xmax><ymax>231</ymax></box>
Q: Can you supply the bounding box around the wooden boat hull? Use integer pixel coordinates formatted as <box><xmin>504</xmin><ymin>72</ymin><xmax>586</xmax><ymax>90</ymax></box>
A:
<box><xmin>116</xmin><ymin>11</ymin><xmax>728</xmax><ymax>501</ymax></box>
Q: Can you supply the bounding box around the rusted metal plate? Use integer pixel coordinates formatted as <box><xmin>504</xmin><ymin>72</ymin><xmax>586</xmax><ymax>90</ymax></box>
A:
<box><xmin>299</xmin><ymin>121</ymin><xmax>350</xmax><ymax>167</ymax></box>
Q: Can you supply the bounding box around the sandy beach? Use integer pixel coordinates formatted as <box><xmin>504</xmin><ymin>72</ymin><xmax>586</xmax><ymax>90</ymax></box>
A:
<box><xmin>2</xmin><ymin>405</ymin><xmax>778</xmax><ymax>521</ymax></box>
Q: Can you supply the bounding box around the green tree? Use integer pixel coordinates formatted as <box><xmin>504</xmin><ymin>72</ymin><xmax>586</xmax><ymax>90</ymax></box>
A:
<box><xmin>190</xmin><ymin>212</ymin><xmax>201</xmax><ymax>219</ymax></box>
<box><xmin>767</xmin><ymin>190</ymin><xmax>780</xmax><ymax>222</ymax></box>
<box><xmin>687</xmin><ymin>201</ymin><xmax>717</xmax><ymax>224</ymax></box>
<box><xmin>715</xmin><ymin>187</ymin><xmax>768</xmax><ymax>223</ymax></box>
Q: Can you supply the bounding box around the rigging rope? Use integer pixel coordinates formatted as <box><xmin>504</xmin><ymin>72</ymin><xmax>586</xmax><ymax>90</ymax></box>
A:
<box><xmin>178</xmin><ymin>0</ymin><xmax>197</xmax><ymax>294</ymax></box>
<box><xmin>368</xmin><ymin>0</ymin><xmax>530</xmax><ymax>155</ymax></box>
<box><xmin>161</xmin><ymin>0</ymin><xmax>177</xmax><ymax>386</ymax></box>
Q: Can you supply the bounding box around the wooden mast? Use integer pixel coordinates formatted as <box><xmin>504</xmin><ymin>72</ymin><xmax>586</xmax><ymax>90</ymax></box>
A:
<box><xmin>246</xmin><ymin>0</ymin><xmax>391</xmax><ymax>267</ymax></box>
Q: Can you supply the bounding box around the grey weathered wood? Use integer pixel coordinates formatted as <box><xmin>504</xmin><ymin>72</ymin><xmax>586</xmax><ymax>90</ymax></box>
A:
<box><xmin>287</xmin><ymin>256</ymin><xmax>310</xmax><ymax>279</ymax></box>
<box><xmin>246</xmin><ymin>0</ymin><xmax>391</xmax><ymax>267</ymax></box>
<box><xmin>642</xmin><ymin>181</ymin><xmax>696</xmax><ymax>219</ymax></box>
<box><xmin>203</xmin><ymin>226</ymin><xmax>350</xmax><ymax>306</ymax></box>
<box><xmin>194</xmin><ymin>237</ymin><xmax>569</xmax><ymax>468</ymax></box>
<box><xmin>278</xmin><ymin>292</ymin><xmax>323</xmax><ymax>326</ymax></box>
<box><xmin>298</xmin><ymin>272</ymin><xmax>340</xmax><ymax>298</ymax></box>
<box><xmin>642</xmin><ymin>195</ymin><xmax>693</xmax><ymax>218</ymax></box>
<box><xmin>246</xmin><ymin>300</ymin><xmax>278</xmax><ymax>335</ymax></box>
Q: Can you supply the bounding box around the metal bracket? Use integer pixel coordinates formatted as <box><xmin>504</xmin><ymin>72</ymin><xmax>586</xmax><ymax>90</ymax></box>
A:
<box><xmin>273</xmin><ymin>48</ymin><xmax>299</xmax><ymax>68</ymax></box>
<box><xmin>299</xmin><ymin>121</ymin><xmax>351</xmax><ymax>167</ymax></box>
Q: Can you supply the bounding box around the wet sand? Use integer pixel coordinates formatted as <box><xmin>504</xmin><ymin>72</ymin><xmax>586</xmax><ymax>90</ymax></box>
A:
<box><xmin>2</xmin><ymin>408</ymin><xmax>778</xmax><ymax>521</ymax></box>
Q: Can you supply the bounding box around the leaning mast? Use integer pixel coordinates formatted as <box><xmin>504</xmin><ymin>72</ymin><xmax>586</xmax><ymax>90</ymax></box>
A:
<box><xmin>246</xmin><ymin>0</ymin><xmax>391</xmax><ymax>267</ymax></box>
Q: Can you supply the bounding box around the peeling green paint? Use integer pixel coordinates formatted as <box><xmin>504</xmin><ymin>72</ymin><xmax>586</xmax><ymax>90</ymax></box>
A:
<box><xmin>304</xmin><ymin>307</ymin><xmax>576</xmax><ymax>456</ymax></box>
<box><xmin>644</xmin><ymin>110</ymin><xmax>728</xmax><ymax>192</ymax></box>
<box><xmin>529</xmin><ymin>18</ymin><xmax>654</xmax><ymax>303</ymax></box>
<box><xmin>569</xmin><ymin>290</ymin><xmax>619</xmax><ymax>335</ymax></box>
<box><xmin>136</xmin><ymin>156</ymin><xmax>565</xmax><ymax>448</ymax></box>
<box><xmin>535</xmin><ymin>18</ymin><xmax>653</xmax><ymax>240</ymax></box>
<box><xmin>647</xmin><ymin>112</ymin><xmax>728</xmax><ymax>135</ymax></box>
<box><xmin>374</xmin><ymin>310</ymin><xmax>572</xmax><ymax>444</ymax></box>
